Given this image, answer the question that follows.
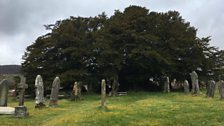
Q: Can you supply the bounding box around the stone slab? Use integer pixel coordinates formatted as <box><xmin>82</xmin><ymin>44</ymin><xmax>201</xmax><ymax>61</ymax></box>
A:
<box><xmin>0</xmin><ymin>107</ymin><xmax>15</xmax><ymax>115</ymax></box>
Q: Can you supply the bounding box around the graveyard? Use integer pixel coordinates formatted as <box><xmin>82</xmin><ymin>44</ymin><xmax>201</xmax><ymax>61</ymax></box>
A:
<box><xmin>1</xmin><ymin>4</ymin><xmax>224</xmax><ymax>126</ymax></box>
<box><xmin>0</xmin><ymin>91</ymin><xmax>224</xmax><ymax>126</ymax></box>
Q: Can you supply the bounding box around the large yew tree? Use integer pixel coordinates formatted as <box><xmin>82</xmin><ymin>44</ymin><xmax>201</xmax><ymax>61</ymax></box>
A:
<box><xmin>22</xmin><ymin>6</ymin><xmax>220</xmax><ymax>92</ymax></box>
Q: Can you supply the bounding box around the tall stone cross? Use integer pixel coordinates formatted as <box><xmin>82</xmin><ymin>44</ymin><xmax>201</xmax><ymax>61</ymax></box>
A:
<box><xmin>17</xmin><ymin>76</ymin><xmax>28</xmax><ymax>106</ymax></box>
<box><xmin>15</xmin><ymin>76</ymin><xmax>29</xmax><ymax>117</ymax></box>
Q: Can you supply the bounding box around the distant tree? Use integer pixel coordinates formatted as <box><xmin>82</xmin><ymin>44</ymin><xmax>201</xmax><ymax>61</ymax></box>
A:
<box><xmin>198</xmin><ymin>37</ymin><xmax>224</xmax><ymax>80</ymax></box>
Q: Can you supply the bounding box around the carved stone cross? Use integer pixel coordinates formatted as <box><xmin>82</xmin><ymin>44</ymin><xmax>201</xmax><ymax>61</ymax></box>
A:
<box><xmin>17</xmin><ymin>76</ymin><xmax>28</xmax><ymax>106</ymax></box>
<box><xmin>15</xmin><ymin>75</ymin><xmax>29</xmax><ymax>117</ymax></box>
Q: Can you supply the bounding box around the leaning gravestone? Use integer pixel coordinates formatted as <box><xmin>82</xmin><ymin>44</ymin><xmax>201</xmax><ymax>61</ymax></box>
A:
<box><xmin>190</xmin><ymin>71</ymin><xmax>200</xmax><ymax>95</ymax></box>
<box><xmin>49</xmin><ymin>77</ymin><xmax>60</xmax><ymax>107</ymax></box>
<box><xmin>14</xmin><ymin>76</ymin><xmax>29</xmax><ymax>117</ymax></box>
<box><xmin>0</xmin><ymin>79</ymin><xmax>10</xmax><ymax>106</ymax></box>
<box><xmin>101</xmin><ymin>79</ymin><xmax>106</xmax><ymax>109</ymax></box>
<box><xmin>35</xmin><ymin>75</ymin><xmax>45</xmax><ymax>108</ymax></box>
<box><xmin>183</xmin><ymin>80</ymin><xmax>189</xmax><ymax>94</ymax></box>
<box><xmin>164</xmin><ymin>77</ymin><xmax>170</xmax><ymax>93</ymax></box>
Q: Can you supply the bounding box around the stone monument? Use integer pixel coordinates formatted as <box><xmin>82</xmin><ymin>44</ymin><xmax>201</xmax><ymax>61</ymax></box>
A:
<box><xmin>71</xmin><ymin>82</ymin><xmax>81</xmax><ymax>101</ymax></box>
<box><xmin>101</xmin><ymin>79</ymin><xmax>106</xmax><ymax>108</ymax></box>
<box><xmin>49</xmin><ymin>77</ymin><xmax>60</xmax><ymax>106</ymax></box>
<box><xmin>217</xmin><ymin>79</ymin><xmax>224</xmax><ymax>100</ymax></box>
<box><xmin>112</xmin><ymin>78</ymin><xmax>119</xmax><ymax>96</ymax></box>
<box><xmin>35</xmin><ymin>75</ymin><xmax>45</xmax><ymax>108</ymax></box>
<box><xmin>164</xmin><ymin>76</ymin><xmax>170</xmax><ymax>93</ymax></box>
<box><xmin>183</xmin><ymin>80</ymin><xmax>189</xmax><ymax>94</ymax></box>
<box><xmin>14</xmin><ymin>76</ymin><xmax>29</xmax><ymax>117</ymax></box>
<box><xmin>190</xmin><ymin>71</ymin><xmax>200</xmax><ymax>95</ymax></box>
<box><xmin>206</xmin><ymin>80</ymin><xmax>216</xmax><ymax>98</ymax></box>
<box><xmin>0</xmin><ymin>79</ymin><xmax>10</xmax><ymax>106</ymax></box>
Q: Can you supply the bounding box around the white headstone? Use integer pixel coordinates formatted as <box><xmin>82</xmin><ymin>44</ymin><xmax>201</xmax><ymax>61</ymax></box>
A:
<box><xmin>184</xmin><ymin>80</ymin><xmax>189</xmax><ymax>94</ymax></box>
<box><xmin>35</xmin><ymin>75</ymin><xmax>45</xmax><ymax>108</ymax></box>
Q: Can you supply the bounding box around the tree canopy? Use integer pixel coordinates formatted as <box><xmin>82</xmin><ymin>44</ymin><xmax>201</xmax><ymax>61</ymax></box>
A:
<box><xmin>22</xmin><ymin>6</ymin><xmax>223</xmax><ymax>92</ymax></box>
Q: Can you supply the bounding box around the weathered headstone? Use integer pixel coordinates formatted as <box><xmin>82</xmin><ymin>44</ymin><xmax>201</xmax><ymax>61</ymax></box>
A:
<box><xmin>190</xmin><ymin>71</ymin><xmax>200</xmax><ymax>95</ymax></box>
<box><xmin>206</xmin><ymin>80</ymin><xmax>216</xmax><ymax>98</ymax></box>
<box><xmin>77</xmin><ymin>82</ymin><xmax>82</xmax><ymax>98</ymax></box>
<box><xmin>210</xmin><ymin>80</ymin><xmax>216</xmax><ymax>97</ymax></box>
<box><xmin>107</xmin><ymin>84</ymin><xmax>112</xmax><ymax>96</ymax></box>
<box><xmin>71</xmin><ymin>82</ymin><xmax>81</xmax><ymax>101</ymax></box>
<box><xmin>171</xmin><ymin>79</ymin><xmax>176</xmax><ymax>88</ymax></box>
<box><xmin>101</xmin><ymin>79</ymin><xmax>106</xmax><ymax>108</ymax></box>
<box><xmin>49</xmin><ymin>77</ymin><xmax>60</xmax><ymax>107</ymax></box>
<box><xmin>217</xmin><ymin>80</ymin><xmax>222</xmax><ymax>95</ymax></box>
<box><xmin>35</xmin><ymin>75</ymin><xmax>45</xmax><ymax>108</ymax></box>
<box><xmin>206</xmin><ymin>81</ymin><xmax>211</xmax><ymax>97</ymax></box>
<box><xmin>0</xmin><ymin>79</ymin><xmax>10</xmax><ymax>106</ymax></box>
<box><xmin>112</xmin><ymin>78</ymin><xmax>119</xmax><ymax>96</ymax></box>
<box><xmin>183</xmin><ymin>80</ymin><xmax>189</xmax><ymax>94</ymax></box>
<box><xmin>164</xmin><ymin>77</ymin><xmax>170</xmax><ymax>93</ymax></box>
<box><xmin>14</xmin><ymin>76</ymin><xmax>29</xmax><ymax>117</ymax></box>
<box><xmin>217</xmin><ymin>80</ymin><xmax>224</xmax><ymax>100</ymax></box>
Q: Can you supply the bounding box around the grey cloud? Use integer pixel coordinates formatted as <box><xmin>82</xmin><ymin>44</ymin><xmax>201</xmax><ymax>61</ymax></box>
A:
<box><xmin>0</xmin><ymin>0</ymin><xmax>130</xmax><ymax>35</ymax></box>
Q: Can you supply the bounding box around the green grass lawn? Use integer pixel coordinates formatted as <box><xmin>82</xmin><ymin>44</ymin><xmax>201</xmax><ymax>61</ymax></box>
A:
<box><xmin>1</xmin><ymin>91</ymin><xmax>224</xmax><ymax>126</ymax></box>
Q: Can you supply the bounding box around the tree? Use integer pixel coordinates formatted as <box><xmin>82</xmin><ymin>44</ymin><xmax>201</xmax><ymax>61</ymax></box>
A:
<box><xmin>100</xmin><ymin>6</ymin><xmax>205</xmax><ymax>90</ymax></box>
<box><xmin>22</xmin><ymin>6</ymin><xmax>219</xmax><ymax>92</ymax></box>
<box><xmin>22</xmin><ymin>15</ymin><xmax>107</xmax><ymax>92</ymax></box>
<box><xmin>198</xmin><ymin>37</ymin><xmax>224</xmax><ymax>80</ymax></box>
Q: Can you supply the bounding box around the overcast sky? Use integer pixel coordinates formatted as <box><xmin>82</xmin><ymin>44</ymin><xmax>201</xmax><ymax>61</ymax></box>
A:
<box><xmin>0</xmin><ymin>0</ymin><xmax>223</xmax><ymax>65</ymax></box>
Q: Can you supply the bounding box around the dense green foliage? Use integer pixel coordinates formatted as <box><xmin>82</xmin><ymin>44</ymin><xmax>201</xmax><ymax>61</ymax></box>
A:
<box><xmin>22</xmin><ymin>6</ymin><xmax>224</xmax><ymax>92</ymax></box>
<box><xmin>2</xmin><ymin>92</ymin><xmax>224</xmax><ymax>125</ymax></box>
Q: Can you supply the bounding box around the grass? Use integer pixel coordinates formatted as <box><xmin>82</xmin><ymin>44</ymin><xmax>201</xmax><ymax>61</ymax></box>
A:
<box><xmin>1</xmin><ymin>91</ymin><xmax>224</xmax><ymax>126</ymax></box>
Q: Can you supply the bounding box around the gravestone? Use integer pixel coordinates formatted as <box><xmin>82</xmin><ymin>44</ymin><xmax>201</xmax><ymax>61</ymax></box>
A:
<box><xmin>35</xmin><ymin>75</ymin><xmax>45</xmax><ymax>108</ymax></box>
<box><xmin>164</xmin><ymin>77</ymin><xmax>170</xmax><ymax>93</ymax></box>
<box><xmin>183</xmin><ymin>80</ymin><xmax>189</xmax><ymax>94</ymax></box>
<box><xmin>49</xmin><ymin>77</ymin><xmax>60</xmax><ymax>106</ymax></box>
<box><xmin>14</xmin><ymin>76</ymin><xmax>29</xmax><ymax>117</ymax></box>
<box><xmin>72</xmin><ymin>82</ymin><xmax>78</xmax><ymax>100</ymax></box>
<box><xmin>217</xmin><ymin>80</ymin><xmax>222</xmax><ymax>95</ymax></box>
<box><xmin>112</xmin><ymin>78</ymin><xmax>119</xmax><ymax>96</ymax></box>
<box><xmin>77</xmin><ymin>82</ymin><xmax>81</xmax><ymax>98</ymax></box>
<box><xmin>190</xmin><ymin>71</ymin><xmax>200</xmax><ymax>95</ymax></box>
<box><xmin>71</xmin><ymin>82</ymin><xmax>81</xmax><ymax>101</ymax></box>
<box><xmin>107</xmin><ymin>84</ymin><xmax>112</xmax><ymax>96</ymax></box>
<box><xmin>217</xmin><ymin>80</ymin><xmax>224</xmax><ymax>100</ymax></box>
<box><xmin>206</xmin><ymin>81</ymin><xmax>211</xmax><ymax>97</ymax></box>
<box><xmin>171</xmin><ymin>79</ymin><xmax>176</xmax><ymax>88</ymax></box>
<box><xmin>206</xmin><ymin>80</ymin><xmax>216</xmax><ymax>98</ymax></box>
<box><xmin>101</xmin><ymin>79</ymin><xmax>106</xmax><ymax>108</ymax></box>
<box><xmin>0</xmin><ymin>79</ymin><xmax>10</xmax><ymax>106</ymax></box>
